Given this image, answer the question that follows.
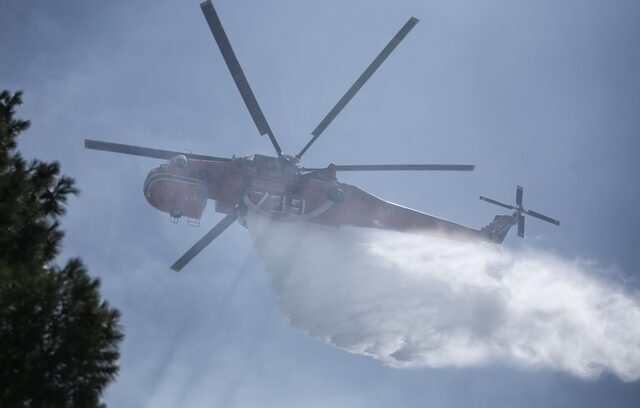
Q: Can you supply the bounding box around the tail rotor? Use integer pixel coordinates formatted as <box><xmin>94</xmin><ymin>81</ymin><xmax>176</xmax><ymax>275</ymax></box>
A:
<box><xmin>480</xmin><ymin>186</ymin><xmax>559</xmax><ymax>238</ymax></box>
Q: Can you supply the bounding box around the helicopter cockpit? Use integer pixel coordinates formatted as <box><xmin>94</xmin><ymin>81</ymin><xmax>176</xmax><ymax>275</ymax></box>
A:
<box><xmin>143</xmin><ymin>155</ymin><xmax>208</xmax><ymax>224</ymax></box>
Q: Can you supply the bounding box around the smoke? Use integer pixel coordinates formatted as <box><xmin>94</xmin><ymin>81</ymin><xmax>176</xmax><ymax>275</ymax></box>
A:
<box><xmin>247</xmin><ymin>211</ymin><xmax>640</xmax><ymax>381</ymax></box>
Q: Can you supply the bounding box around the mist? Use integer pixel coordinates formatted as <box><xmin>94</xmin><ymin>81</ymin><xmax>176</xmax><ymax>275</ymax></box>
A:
<box><xmin>247</xmin><ymin>211</ymin><xmax>640</xmax><ymax>381</ymax></box>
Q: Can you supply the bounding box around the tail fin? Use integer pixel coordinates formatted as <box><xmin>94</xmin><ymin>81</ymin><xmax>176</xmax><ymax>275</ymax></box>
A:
<box><xmin>480</xmin><ymin>214</ymin><xmax>517</xmax><ymax>243</ymax></box>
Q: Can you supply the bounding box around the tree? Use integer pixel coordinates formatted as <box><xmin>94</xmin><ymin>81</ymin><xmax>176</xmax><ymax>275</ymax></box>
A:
<box><xmin>0</xmin><ymin>91</ymin><xmax>123</xmax><ymax>408</ymax></box>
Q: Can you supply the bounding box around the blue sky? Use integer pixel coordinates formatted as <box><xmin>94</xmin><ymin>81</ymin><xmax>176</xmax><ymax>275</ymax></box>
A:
<box><xmin>2</xmin><ymin>0</ymin><xmax>640</xmax><ymax>406</ymax></box>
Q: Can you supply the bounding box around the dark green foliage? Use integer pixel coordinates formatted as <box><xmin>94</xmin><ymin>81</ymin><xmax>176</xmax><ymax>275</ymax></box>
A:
<box><xmin>0</xmin><ymin>91</ymin><xmax>123</xmax><ymax>408</ymax></box>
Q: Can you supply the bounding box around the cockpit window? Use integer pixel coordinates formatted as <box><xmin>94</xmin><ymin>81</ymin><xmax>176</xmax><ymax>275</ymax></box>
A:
<box><xmin>170</xmin><ymin>155</ymin><xmax>188</xmax><ymax>168</ymax></box>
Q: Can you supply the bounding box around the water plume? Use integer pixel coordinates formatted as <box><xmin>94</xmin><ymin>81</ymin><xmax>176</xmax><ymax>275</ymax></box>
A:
<box><xmin>247</xmin><ymin>211</ymin><xmax>640</xmax><ymax>381</ymax></box>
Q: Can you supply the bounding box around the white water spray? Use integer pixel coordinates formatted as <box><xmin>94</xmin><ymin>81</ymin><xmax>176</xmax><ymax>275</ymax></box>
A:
<box><xmin>247</xmin><ymin>211</ymin><xmax>640</xmax><ymax>381</ymax></box>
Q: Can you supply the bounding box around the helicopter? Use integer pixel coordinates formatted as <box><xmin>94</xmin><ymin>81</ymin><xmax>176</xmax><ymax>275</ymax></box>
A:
<box><xmin>85</xmin><ymin>0</ymin><xmax>559</xmax><ymax>272</ymax></box>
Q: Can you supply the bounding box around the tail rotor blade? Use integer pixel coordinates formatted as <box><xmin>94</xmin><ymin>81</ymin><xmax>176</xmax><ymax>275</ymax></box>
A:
<box><xmin>517</xmin><ymin>214</ymin><xmax>525</xmax><ymax>238</ymax></box>
<box><xmin>170</xmin><ymin>212</ymin><xmax>237</xmax><ymax>272</ymax></box>
<box><xmin>479</xmin><ymin>196</ymin><xmax>516</xmax><ymax>210</ymax></box>
<box><xmin>85</xmin><ymin>139</ymin><xmax>231</xmax><ymax>162</ymax></box>
<box><xmin>482</xmin><ymin>186</ymin><xmax>559</xmax><ymax>239</ymax></box>
<box><xmin>297</xmin><ymin>16</ymin><xmax>419</xmax><ymax>159</ymax></box>
<box><xmin>525</xmin><ymin>209</ymin><xmax>560</xmax><ymax>226</ymax></box>
<box><xmin>516</xmin><ymin>185</ymin><xmax>523</xmax><ymax>207</ymax></box>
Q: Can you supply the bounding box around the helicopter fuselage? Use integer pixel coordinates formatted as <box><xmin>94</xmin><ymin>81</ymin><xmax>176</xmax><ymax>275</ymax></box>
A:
<box><xmin>143</xmin><ymin>154</ymin><xmax>485</xmax><ymax>239</ymax></box>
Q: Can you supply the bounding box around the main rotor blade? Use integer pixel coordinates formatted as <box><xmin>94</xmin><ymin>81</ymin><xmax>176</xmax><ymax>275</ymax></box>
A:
<box><xmin>170</xmin><ymin>212</ymin><xmax>237</xmax><ymax>272</ymax></box>
<box><xmin>296</xmin><ymin>16</ymin><xmax>419</xmax><ymax>159</ymax></box>
<box><xmin>85</xmin><ymin>139</ymin><xmax>231</xmax><ymax>162</ymax></box>
<box><xmin>336</xmin><ymin>164</ymin><xmax>474</xmax><ymax>171</ymax></box>
<box><xmin>200</xmin><ymin>0</ymin><xmax>282</xmax><ymax>155</ymax></box>
<box><xmin>525</xmin><ymin>209</ymin><xmax>560</xmax><ymax>226</ymax></box>
<box><xmin>303</xmin><ymin>164</ymin><xmax>474</xmax><ymax>172</ymax></box>
<box><xmin>479</xmin><ymin>196</ymin><xmax>516</xmax><ymax>210</ymax></box>
<box><xmin>516</xmin><ymin>185</ymin><xmax>523</xmax><ymax>207</ymax></box>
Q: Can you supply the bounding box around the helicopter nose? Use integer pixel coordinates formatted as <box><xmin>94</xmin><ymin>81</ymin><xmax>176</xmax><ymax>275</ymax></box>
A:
<box><xmin>143</xmin><ymin>167</ymin><xmax>161</xmax><ymax>200</ymax></box>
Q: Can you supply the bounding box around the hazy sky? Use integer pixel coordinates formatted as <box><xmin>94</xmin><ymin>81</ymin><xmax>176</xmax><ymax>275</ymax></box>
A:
<box><xmin>2</xmin><ymin>0</ymin><xmax>640</xmax><ymax>406</ymax></box>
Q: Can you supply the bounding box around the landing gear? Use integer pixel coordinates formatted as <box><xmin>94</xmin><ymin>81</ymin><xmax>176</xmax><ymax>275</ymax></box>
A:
<box><xmin>169</xmin><ymin>209</ymin><xmax>182</xmax><ymax>223</ymax></box>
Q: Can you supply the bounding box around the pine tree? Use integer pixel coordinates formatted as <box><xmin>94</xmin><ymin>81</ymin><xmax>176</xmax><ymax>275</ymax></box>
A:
<box><xmin>0</xmin><ymin>90</ymin><xmax>123</xmax><ymax>408</ymax></box>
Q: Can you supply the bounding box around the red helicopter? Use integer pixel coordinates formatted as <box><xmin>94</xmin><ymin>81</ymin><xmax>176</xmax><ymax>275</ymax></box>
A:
<box><xmin>85</xmin><ymin>0</ymin><xmax>559</xmax><ymax>271</ymax></box>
